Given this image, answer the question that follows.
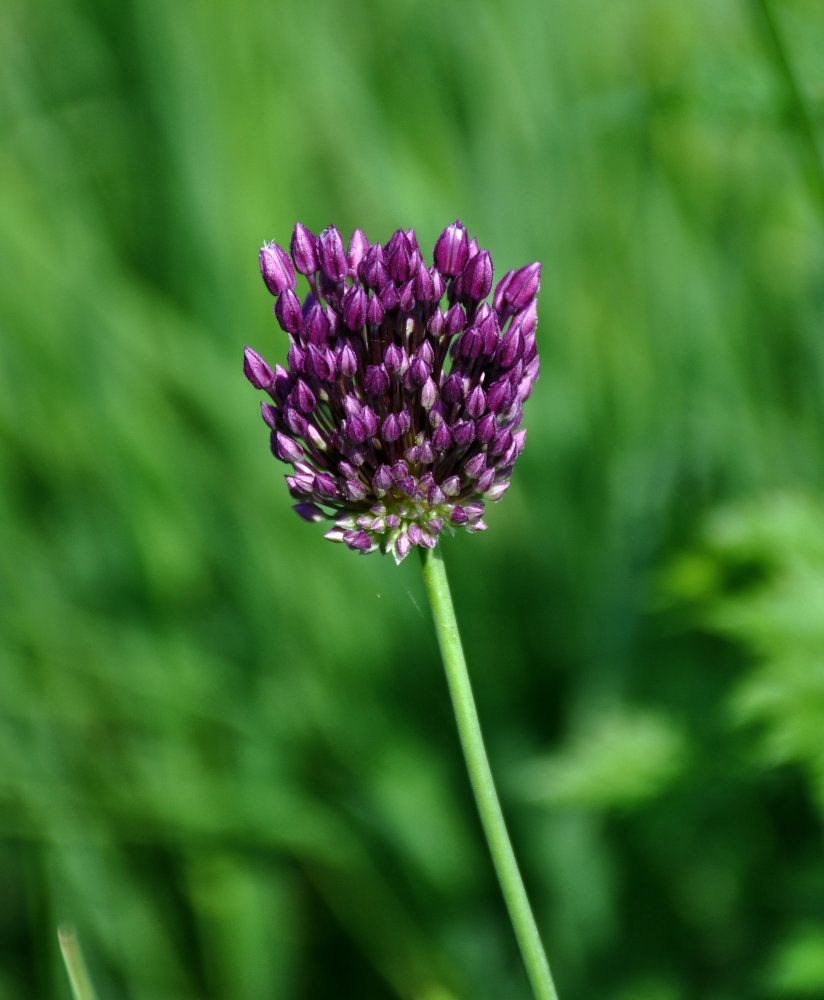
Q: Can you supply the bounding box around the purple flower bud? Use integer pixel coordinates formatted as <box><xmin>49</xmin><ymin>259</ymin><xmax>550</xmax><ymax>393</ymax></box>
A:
<box><xmin>261</xmin><ymin>402</ymin><xmax>279</xmax><ymax>429</ymax></box>
<box><xmin>286</xmin><ymin>472</ymin><xmax>314</xmax><ymax>496</ymax></box>
<box><xmin>314</xmin><ymin>472</ymin><xmax>339</xmax><ymax>498</ymax></box>
<box><xmin>373</xmin><ymin>464</ymin><xmax>394</xmax><ymax>494</ymax></box>
<box><xmin>489</xmin><ymin>427</ymin><xmax>513</xmax><ymax>457</ymax></box>
<box><xmin>244</xmin><ymin>346</ymin><xmax>274</xmax><ymax>389</ymax></box>
<box><xmin>476</xmin><ymin>467</ymin><xmax>496</xmax><ymax>492</ymax></box>
<box><xmin>452</xmin><ymin>420</ymin><xmax>475</xmax><ymax>447</ymax></box>
<box><xmin>408</xmin><ymin>439</ymin><xmax>434</xmax><ymax>465</ymax></box>
<box><xmin>363</xmin><ymin>244</ymin><xmax>389</xmax><ymax>291</ymax></box>
<box><xmin>395</xmin><ymin>532</ymin><xmax>411</xmax><ymax>560</ymax></box>
<box><xmin>406</xmin><ymin>356</ymin><xmax>430</xmax><ymax>389</ymax></box>
<box><xmin>493</xmin><ymin>270</ymin><xmax>514</xmax><ymax>313</ymax></box>
<box><xmin>380</xmin><ymin>282</ymin><xmax>399</xmax><ymax>311</ymax></box>
<box><xmin>504</xmin><ymin>261</ymin><xmax>541</xmax><ymax>309</ymax></box>
<box><xmin>323</xmin><ymin>305</ymin><xmax>340</xmax><ymax>338</ymax></box>
<box><xmin>382</xmin><ymin>413</ymin><xmax>401</xmax><ymax>441</ymax></box>
<box><xmin>260</xmin><ymin>241</ymin><xmax>296</xmax><ymax>295</ymax></box>
<box><xmin>338</xmin><ymin>342</ymin><xmax>358</xmax><ymax>378</ymax></box>
<box><xmin>432</xmin><ymin>422</ymin><xmax>452</xmax><ymax>451</ymax></box>
<box><xmin>476</xmin><ymin>413</ymin><xmax>497</xmax><ymax>444</ymax></box>
<box><xmin>387</xmin><ymin>232</ymin><xmax>413</xmax><ymax>283</ymax></box>
<box><xmin>292</xmin><ymin>379</ymin><xmax>317</xmax><ymax>414</ymax></box>
<box><xmin>416</xmin><ymin>340</ymin><xmax>435</xmax><ymax>366</ymax></box>
<box><xmin>342</xmin><ymin>285</ymin><xmax>368</xmax><ymax>330</ymax></box>
<box><xmin>461</xmin><ymin>249</ymin><xmax>493</xmax><ymax>300</ymax></box>
<box><xmin>344</xmin><ymin>530</ymin><xmax>373</xmax><ymax>552</ymax></box>
<box><xmin>442</xmin><ymin>474</ymin><xmax>461</xmax><ymax>495</ymax></box>
<box><xmin>430</xmin><ymin>268</ymin><xmax>446</xmax><ymax>301</ymax></box>
<box><xmin>347</xmin><ymin>229</ymin><xmax>370</xmax><ymax>274</ymax></box>
<box><xmin>366</xmin><ymin>293</ymin><xmax>385</xmax><ymax>326</ymax></box>
<box><xmin>285</xmin><ymin>345</ymin><xmax>304</xmax><ymax>376</ymax></box>
<box><xmin>284</xmin><ymin>406</ymin><xmax>307</xmax><ymax>436</ymax></box>
<box><xmin>384</xmin><ymin>343</ymin><xmax>405</xmax><ymax>374</ymax></box>
<box><xmin>428</xmin><ymin>399</ymin><xmax>446</xmax><ymax>428</ymax></box>
<box><xmin>428</xmin><ymin>309</ymin><xmax>445</xmax><ymax>338</ymax></box>
<box><xmin>365</xmin><ymin>364</ymin><xmax>390</xmax><ymax>395</ymax></box>
<box><xmin>441</xmin><ymin>373</ymin><xmax>464</xmax><ymax>404</ymax></box>
<box><xmin>457</xmin><ymin>326</ymin><xmax>483</xmax><ymax>360</ymax></box>
<box><xmin>294</xmin><ymin>503</ymin><xmax>327</xmax><ymax>522</ymax></box>
<box><xmin>306</xmin><ymin>423</ymin><xmax>328</xmax><ymax>452</ymax></box>
<box><xmin>450</xmin><ymin>506</ymin><xmax>469</xmax><ymax>525</ymax></box>
<box><xmin>344</xmin><ymin>414</ymin><xmax>368</xmax><ymax>443</ymax></box>
<box><xmin>318</xmin><ymin>226</ymin><xmax>348</xmax><ymax>282</ymax></box>
<box><xmin>465</xmin><ymin>385</ymin><xmax>486</xmax><ymax>418</ymax></box>
<box><xmin>464</xmin><ymin>453</ymin><xmax>486</xmax><ymax>478</ymax></box>
<box><xmin>302</xmin><ymin>301</ymin><xmax>328</xmax><ymax>345</ymax></box>
<box><xmin>420</xmin><ymin>376</ymin><xmax>437</xmax><ymax>410</ymax></box>
<box><xmin>487</xmin><ymin>377</ymin><xmax>513</xmax><ymax>414</ymax></box>
<box><xmin>419</xmin><ymin>530</ymin><xmax>438</xmax><ymax>548</ymax></box>
<box><xmin>445</xmin><ymin>304</ymin><xmax>467</xmax><ymax>338</ymax></box>
<box><xmin>290</xmin><ymin>222</ymin><xmax>319</xmax><ymax>275</ymax></box>
<box><xmin>498</xmin><ymin>325</ymin><xmax>525</xmax><ymax>368</ymax></box>
<box><xmin>361</xmin><ymin>405</ymin><xmax>379</xmax><ymax>437</ymax></box>
<box><xmin>414</xmin><ymin>262</ymin><xmax>434</xmax><ymax>301</ymax></box>
<box><xmin>274</xmin><ymin>289</ymin><xmax>303</xmax><ymax>334</ymax></box>
<box><xmin>343</xmin><ymin>479</ymin><xmax>369</xmax><ymax>503</ymax></box>
<box><xmin>434</xmin><ymin>220</ymin><xmax>470</xmax><ymax>276</ymax></box>
<box><xmin>516</xmin><ymin>299</ymin><xmax>539</xmax><ymax>340</ymax></box>
<box><xmin>343</xmin><ymin>395</ymin><xmax>362</xmax><ymax>417</ymax></box>
<box><xmin>485</xmin><ymin>481</ymin><xmax>510</xmax><ymax>502</ymax></box>
<box><xmin>398</xmin><ymin>281</ymin><xmax>416</xmax><ymax>313</ymax></box>
<box><xmin>475</xmin><ymin>302</ymin><xmax>500</xmax><ymax>338</ymax></box>
<box><xmin>272</xmin><ymin>431</ymin><xmax>304</xmax><ymax>463</ymax></box>
<box><xmin>305</xmin><ymin>345</ymin><xmax>331</xmax><ymax>381</ymax></box>
<box><xmin>427</xmin><ymin>482</ymin><xmax>446</xmax><ymax>507</ymax></box>
<box><xmin>270</xmin><ymin>371</ymin><xmax>292</xmax><ymax>409</ymax></box>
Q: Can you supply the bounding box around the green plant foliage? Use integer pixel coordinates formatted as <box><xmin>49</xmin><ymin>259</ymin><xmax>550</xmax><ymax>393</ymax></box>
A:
<box><xmin>514</xmin><ymin>707</ymin><xmax>690</xmax><ymax>810</ymax></box>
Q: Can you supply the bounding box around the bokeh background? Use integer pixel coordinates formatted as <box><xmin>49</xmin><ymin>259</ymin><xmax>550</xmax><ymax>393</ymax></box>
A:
<box><xmin>2</xmin><ymin>0</ymin><xmax>824</xmax><ymax>997</ymax></box>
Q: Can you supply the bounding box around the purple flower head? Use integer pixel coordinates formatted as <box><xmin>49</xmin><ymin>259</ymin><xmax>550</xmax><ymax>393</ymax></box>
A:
<box><xmin>244</xmin><ymin>222</ymin><xmax>540</xmax><ymax>563</ymax></box>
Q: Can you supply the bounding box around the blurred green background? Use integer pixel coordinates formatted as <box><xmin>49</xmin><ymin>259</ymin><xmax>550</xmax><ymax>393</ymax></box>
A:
<box><xmin>2</xmin><ymin>0</ymin><xmax>824</xmax><ymax>997</ymax></box>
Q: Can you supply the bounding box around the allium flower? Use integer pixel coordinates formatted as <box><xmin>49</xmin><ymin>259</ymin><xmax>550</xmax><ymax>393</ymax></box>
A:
<box><xmin>244</xmin><ymin>220</ymin><xmax>540</xmax><ymax>563</ymax></box>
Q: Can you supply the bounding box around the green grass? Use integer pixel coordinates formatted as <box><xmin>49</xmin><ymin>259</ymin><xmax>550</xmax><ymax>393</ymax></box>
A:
<box><xmin>1</xmin><ymin>0</ymin><xmax>824</xmax><ymax>997</ymax></box>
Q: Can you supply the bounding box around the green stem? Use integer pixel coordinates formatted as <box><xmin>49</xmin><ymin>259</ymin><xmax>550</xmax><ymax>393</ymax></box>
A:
<box><xmin>752</xmin><ymin>0</ymin><xmax>824</xmax><ymax>215</ymax></box>
<box><xmin>58</xmin><ymin>925</ymin><xmax>100</xmax><ymax>1000</ymax></box>
<box><xmin>419</xmin><ymin>545</ymin><xmax>559</xmax><ymax>1000</ymax></box>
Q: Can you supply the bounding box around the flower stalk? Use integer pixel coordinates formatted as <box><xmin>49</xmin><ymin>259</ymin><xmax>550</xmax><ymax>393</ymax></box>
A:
<box><xmin>419</xmin><ymin>545</ymin><xmax>558</xmax><ymax>1000</ymax></box>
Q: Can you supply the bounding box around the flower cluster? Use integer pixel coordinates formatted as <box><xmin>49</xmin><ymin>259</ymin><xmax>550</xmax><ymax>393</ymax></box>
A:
<box><xmin>244</xmin><ymin>220</ymin><xmax>540</xmax><ymax>563</ymax></box>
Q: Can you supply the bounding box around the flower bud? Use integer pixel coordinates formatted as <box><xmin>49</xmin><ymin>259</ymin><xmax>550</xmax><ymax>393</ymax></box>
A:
<box><xmin>461</xmin><ymin>249</ymin><xmax>493</xmax><ymax>300</ymax></box>
<box><xmin>260</xmin><ymin>241</ymin><xmax>296</xmax><ymax>295</ymax></box>
<box><xmin>318</xmin><ymin>225</ymin><xmax>348</xmax><ymax>282</ymax></box>
<box><xmin>290</xmin><ymin>222</ymin><xmax>319</xmax><ymax>275</ymax></box>
<box><xmin>243</xmin><ymin>346</ymin><xmax>274</xmax><ymax>389</ymax></box>
<box><xmin>434</xmin><ymin>220</ymin><xmax>470</xmax><ymax>275</ymax></box>
<box><xmin>274</xmin><ymin>289</ymin><xmax>303</xmax><ymax>334</ymax></box>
